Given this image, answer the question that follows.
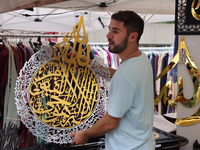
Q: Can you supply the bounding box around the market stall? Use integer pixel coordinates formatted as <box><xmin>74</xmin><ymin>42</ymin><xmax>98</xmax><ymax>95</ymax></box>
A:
<box><xmin>1</xmin><ymin>0</ymin><xmax>199</xmax><ymax>149</ymax></box>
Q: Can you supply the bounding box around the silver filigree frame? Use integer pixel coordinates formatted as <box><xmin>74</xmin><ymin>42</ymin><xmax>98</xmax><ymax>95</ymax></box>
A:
<box><xmin>15</xmin><ymin>46</ymin><xmax>110</xmax><ymax>144</ymax></box>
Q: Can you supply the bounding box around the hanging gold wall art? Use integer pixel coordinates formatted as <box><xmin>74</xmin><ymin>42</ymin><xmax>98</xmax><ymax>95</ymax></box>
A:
<box><xmin>15</xmin><ymin>16</ymin><xmax>108</xmax><ymax>144</ymax></box>
<box><xmin>154</xmin><ymin>37</ymin><xmax>200</xmax><ymax>126</ymax></box>
<box><xmin>176</xmin><ymin>0</ymin><xmax>200</xmax><ymax>35</ymax></box>
<box><xmin>28</xmin><ymin>16</ymin><xmax>99</xmax><ymax>129</ymax></box>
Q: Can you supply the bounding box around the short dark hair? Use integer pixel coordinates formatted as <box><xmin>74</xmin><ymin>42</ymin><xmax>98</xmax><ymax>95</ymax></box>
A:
<box><xmin>111</xmin><ymin>10</ymin><xmax>144</xmax><ymax>44</ymax></box>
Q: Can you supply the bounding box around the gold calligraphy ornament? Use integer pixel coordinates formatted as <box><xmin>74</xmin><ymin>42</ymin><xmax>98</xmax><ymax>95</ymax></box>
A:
<box><xmin>191</xmin><ymin>0</ymin><xmax>200</xmax><ymax>20</ymax></box>
<box><xmin>154</xmin><ymin>37</ymin><xmax>200</xmax><ymax>126</ymax></box>
<box><xmin>163</xmin><ymin>107</ymin><xmax>200</xmax><ymax>126</ymax></box>
<box><xmin>154</xmin><ymin>132</ymin><xmax>159</xmax><ymax>139</ymax></box>
<box><xmin>29</xmin><ymin>16</ymin><xmax>99</xmax><ymax>129</ymax></box>
<box><xmin>154</xmin><ymin>37</ymin><xmax>199</xmax><ymax>108</ymax></box>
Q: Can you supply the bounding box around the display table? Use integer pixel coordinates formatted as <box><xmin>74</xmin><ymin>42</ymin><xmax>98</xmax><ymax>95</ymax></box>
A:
<box><xmin>154</xmin><ymin>114</ymin><xmax>177</xmax><ymax>133</ymax></box>
<box><xmin>65</xmin><ymin>127</ymin><xmax>188</xmax><ymax>150</ymax></box>
<box><xmin>0</xmin><ymin>125</ymin><xmax>188</xmax><ymax>150</ymax></box>
<box><xmin>154</xmin><ymin>127</ymin><xmax>188</xmax><ymax>150</ymax></box>
<box><xmin>59</xmin><ymin>127</ymin><xmax>188</xmax><ymax>150</ymax></box>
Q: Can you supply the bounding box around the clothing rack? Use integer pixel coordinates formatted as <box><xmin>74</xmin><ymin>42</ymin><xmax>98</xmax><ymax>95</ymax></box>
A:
<box><xmin>0</xmin><ymin>33</ymin><xmax>69</xmax><ymax>38</ymax></box>
<box><xmin>89</xmin><ymin>43</ymin><xmax>174</xmax><ymax>52</ymax></box>
<box><xmin>139</xmin><ymin>47</ymin><xmax>174</xmax><ymax>51</ymax></box>
<box><xmin>0</xmin><ymin>36</ymin><xmax>174</xmax><ymax>51</ymax></box>
<box><xmin>89</xmin><ymin>43</ymin><xmax>108</xmax><ymax>45</ymax></box>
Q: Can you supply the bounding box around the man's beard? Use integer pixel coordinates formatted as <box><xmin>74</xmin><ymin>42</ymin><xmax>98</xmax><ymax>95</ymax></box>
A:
<box><xmin>108</xmin><ymin>34</ymin><xmax>129</xmax><ymax>54</ymax></box>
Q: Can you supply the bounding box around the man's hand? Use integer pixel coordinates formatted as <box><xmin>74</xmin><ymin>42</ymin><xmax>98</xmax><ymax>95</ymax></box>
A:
<box><xmin>66</xmin><ymin>51</ymin><xmax>88</xmax><ymax>62</ymax></box>
<box><xmin>69</xmin><ymin>130</ymin><xmax>89</xmax><ymax>145</ymax></box>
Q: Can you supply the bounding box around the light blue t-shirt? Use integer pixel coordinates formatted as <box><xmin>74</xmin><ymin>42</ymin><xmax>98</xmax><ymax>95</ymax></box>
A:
<box><xmin>106</xmin><ymin>52</ymin><xmax>155</xmax><ymax>150</ymax></box>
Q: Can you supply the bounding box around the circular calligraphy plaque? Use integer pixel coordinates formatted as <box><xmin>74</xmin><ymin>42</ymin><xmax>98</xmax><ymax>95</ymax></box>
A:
<box><xmin>29</xmin><ymin>59</ymin><xmax>99</xmax><ymax>129</ymax></box>
<box><xmin>15</xmin><ymin>16</ymin><xmax>108</xmax><ymax>143</ymax></box>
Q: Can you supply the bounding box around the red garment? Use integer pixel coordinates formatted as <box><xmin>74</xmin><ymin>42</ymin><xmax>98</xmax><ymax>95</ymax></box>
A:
<box><xmin>0</xmin><ymin>44</ymin><xmax>9</xmax><ymax>129</ymax></box>
<box><xmin>21</xmin><ymin>44</ymin><xmax>31</xmax><ymax>61</ymax></box>
<box><xmin>18</xmin><ymin>123</ymin><xmax>34</xmax><ymax>148</ymax></box>
<box><xmin>16</xmin><ymin>47</ymin><xmax>23</xmax><ymax>69</ymax></box>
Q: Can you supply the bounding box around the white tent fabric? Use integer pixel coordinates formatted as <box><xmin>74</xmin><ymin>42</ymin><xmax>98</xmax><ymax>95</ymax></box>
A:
<box><xmin>0</xmin><ymin>0</ymin><xmax>176</xmax><ymax>33</ymax></box>
<box><xmin>0</xmin><ymin>0</ymin><xmax>68</xmax><ymax>13</ymax></box>
<box><xmin>0</xmin><ymin>0</ymin><xmax>176</xmax><ymax>15</ymax></box>
<box><xmin>0</xmin><ymin>7</ymin><xmax>175</xmax><ymax>33</ymax></box>
<box><xmin>0</xmin><ymin>8</ymin><xmax>111</xmax><ymax>33</ymax></box>
<box><xmin>43</xmin><ymin>0</ymin><xmax>176</xmax><ymax>15</ymax></box>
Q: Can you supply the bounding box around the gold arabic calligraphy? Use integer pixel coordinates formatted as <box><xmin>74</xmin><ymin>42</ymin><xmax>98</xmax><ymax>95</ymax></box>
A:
<box><xmin>29</xmin><ymin>16</ymin><xmax>99</xmax><ymax>129</ymax></box>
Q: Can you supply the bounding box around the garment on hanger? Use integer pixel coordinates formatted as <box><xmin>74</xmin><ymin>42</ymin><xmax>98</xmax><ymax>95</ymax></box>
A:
<box><xmin>10</xmin><ymin>45</ymin><xmax>20</xmax><ymax>75</ymax></box>
<box><xmin>0</xmin><ymin>44</ymin><xmax>9</xmax><ymax>129</ymax></box>
<box><xmin>90</xmin><ymin>45</ymin><xmax>119</xmax><ymax>69</ymax></box>
<box><xmin>150</xmin><ymin>53</ymin><xmax>157</xmax><ymax>98</ymax></box>
<box><xmin>3</xmin><ymin>38</ymin><xmax>20</xmax><ymax>128</ymax></box>
<box><xmin>142</xmin><ymin>48</ymin><xmax>175</xmax><ymax>115</ymax></box>
<box><xmin>170</xmin><ymin>35</ymin><xmax>179</xmax><ymax>83</ymax></box>
<box><xmin>0</xmin><ymin>35</ymin><xmax>44</xmax><ymax>129</ymax></box>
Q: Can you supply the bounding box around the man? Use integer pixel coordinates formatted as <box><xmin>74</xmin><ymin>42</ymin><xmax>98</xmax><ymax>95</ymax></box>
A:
<box><xmin>69</xmin><ymin>10</ymin><xmax>155</xmax><ymax>150</ymax></box>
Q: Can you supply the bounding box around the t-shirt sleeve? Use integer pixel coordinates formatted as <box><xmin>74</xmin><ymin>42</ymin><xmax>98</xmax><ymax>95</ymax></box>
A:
<box><xmin>107</xmin><ymin>77</ymin><xmax>136</xmax><ymax>118</ymax></box>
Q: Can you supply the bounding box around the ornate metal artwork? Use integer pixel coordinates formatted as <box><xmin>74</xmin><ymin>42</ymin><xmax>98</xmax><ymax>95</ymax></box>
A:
<box><xmin>176</xmin><ymin>0</ymin><xmax>200</xmax><ymax>35</ymax></box>
<box><xmin>154</xmin><ymin>36</ymin><xmax>200</xmax><ymax>126</ymax></box>
<box><xmin>29</xmin><ymin>38</ymin><xmax>99</xmax><ymax>128</ymax></box>
<box><xmin>15</xmin><ymin>16</ymin><xmax>109</xmax><ymax>143</ymax></box>
<box><xmin>191</xmin><ymin>0</ymin><xmax>200</xmax><ymax>20</ymax></box>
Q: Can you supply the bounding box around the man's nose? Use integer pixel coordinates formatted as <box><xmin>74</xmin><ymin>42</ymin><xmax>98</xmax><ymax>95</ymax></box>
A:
<box><xmin>106</xmin><ymin>31</ymin><xmax>112</xmax><ymax>39</ymax></box>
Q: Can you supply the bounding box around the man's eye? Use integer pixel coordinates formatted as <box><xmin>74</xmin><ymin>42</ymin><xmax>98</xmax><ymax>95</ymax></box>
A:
<box><xmin>113</xmin><ymin>31</ymin><xmax>119</xmax><ymax>33</ymax></box>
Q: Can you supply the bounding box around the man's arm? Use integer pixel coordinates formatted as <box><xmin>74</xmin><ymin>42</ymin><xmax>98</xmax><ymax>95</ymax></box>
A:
<box><xmin>69</xmin><ymin>112</ymin><xmax>120</xmax><ymax>145</ymax></box>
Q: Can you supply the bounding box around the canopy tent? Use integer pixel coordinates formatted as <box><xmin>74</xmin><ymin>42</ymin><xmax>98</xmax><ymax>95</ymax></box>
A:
<box><xmin>0</xmin><ymin>7</ymin><xmax>175</xmax><ymax>34</ymax></box>
<box><xmin>43</xmin><ymin>0</ymin><xmax>176</xmax><ymax>15</ymax></box>
<box><xmin>0</xmin><ymin>0</ymin><xmax>175</xmax><ymax>34</ymax></box>
<box><xmin>0</xmin><ymin>0</ymin><xmax>176</xmax><ymax>15</ymax></box>
<box><xmin>0</xmin><ymin>8</ymin><xmax>174</xmax><ymax>33</ymax></box>
<box><xmin>0</xmin><ymin>8</ymin><xmax>111</xmax><ymax>33</ymax></box>
<box><xmin>0</xmin><ymin>0</ymin><xmax>69</xmax><ymax>14</ymax></box>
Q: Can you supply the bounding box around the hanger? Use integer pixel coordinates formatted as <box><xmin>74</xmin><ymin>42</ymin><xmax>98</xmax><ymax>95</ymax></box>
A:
<box><xmin>17</xmin><ymin>34</ymin><xmax>22</xmax><ymax>46</ymax></box>
<box><xmin>49</xmin><ymin>38</ymin><xmax>56</xmax><ymax>47</ymax></box>
<box><xmin>2</xmin><ymin>36</ymin><xmax>7</xmax><ymax>47</ymax></box>
<box><xmin>37</xmin><ymin>36</ymin><xmax>42</xmax><ymax>47</ymax></box>
<box><xmin>33</xmin><ymin>36</ymin><xmax>42</xmax><ymax>49</ymax></box>
<box><xmin>103</xmin><ymin>45</ymin><xmax>108</xmax><ymax>50</ymax></box>
<box><xmin>29</xmin><ymin>37</ymin><xmax>34</xmax><ymax>49</ymax></box>
<box><xmin>95</xmin><ymin>45</ymin><xmax>103</xmax><ymax>51</ymax></box>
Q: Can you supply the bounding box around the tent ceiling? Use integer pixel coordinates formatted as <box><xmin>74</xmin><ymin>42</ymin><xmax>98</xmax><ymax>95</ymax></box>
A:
<box><xmin>43</xmin><ymin>0</ymin><xmax>176</xmax><ymax>15</ymax></box>
<box><xmin>0</xmin><ymin>0</ymin><xmax>175</xmax><ymax>33</ymax></box>
<box><xmin>0</xmin><ymin>7</ymin><xmax>175</xmax><ymax>34</ymax></box>
<box><xmin>0</xmin><ymin>0</ymin><xmax>69</xmax><ymax>14</ymax></box>
<box><xmin>0</xmin><ymin>0</ymin><xmax>175</xmax><ymax>15</ymax></box>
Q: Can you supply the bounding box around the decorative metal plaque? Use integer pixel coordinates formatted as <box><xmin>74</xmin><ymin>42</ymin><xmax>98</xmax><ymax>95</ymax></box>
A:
<box><xmin>15</xmin><ymin>16</ymin><xmax>108</xmax><ymax>143</ymax></box>
<box><xmin>175</xmin><ymin>0</ymin><xmax>200</xmax><ymax>35</ymax></box>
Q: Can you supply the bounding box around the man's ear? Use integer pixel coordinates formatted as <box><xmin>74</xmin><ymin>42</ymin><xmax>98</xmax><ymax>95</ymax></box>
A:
<box><xmin>129</xmin><ymin>32</ymin><xmax>138</xmax><ymax>43</ymax></box>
